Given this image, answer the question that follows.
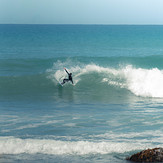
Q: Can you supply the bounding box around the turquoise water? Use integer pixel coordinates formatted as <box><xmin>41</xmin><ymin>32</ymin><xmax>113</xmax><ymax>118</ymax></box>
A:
<box><xmin>1</xmin><ymin>25</ymin><xmax>163</xmax><ymax>162</ymax></box>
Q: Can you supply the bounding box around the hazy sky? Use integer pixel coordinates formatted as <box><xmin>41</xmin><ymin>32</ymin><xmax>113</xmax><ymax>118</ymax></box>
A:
<box><xmin>0</xmin><ymin>0</ymin><xmax>163</xmax><ymax>24</ymax></box>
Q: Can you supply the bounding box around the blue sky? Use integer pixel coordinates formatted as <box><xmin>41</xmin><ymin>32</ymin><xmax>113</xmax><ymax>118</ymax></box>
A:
<box><xmin>0</xmin><ymin>0</ymin><xmax>163</xmax><ymax>24</ymax></box>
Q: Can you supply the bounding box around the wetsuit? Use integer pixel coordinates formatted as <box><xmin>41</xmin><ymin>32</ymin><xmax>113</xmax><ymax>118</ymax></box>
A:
<box><xmin>61</xmin><ymin>69</ymin><xmax>73</xmax><ymax>85</ymax></box>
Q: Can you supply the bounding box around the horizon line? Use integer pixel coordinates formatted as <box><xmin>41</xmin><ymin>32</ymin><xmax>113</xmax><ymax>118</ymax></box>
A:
<box><xmin>1</xmin><ymin>23</ymin><xmax>163</xmax><ymax>26</ymax></box>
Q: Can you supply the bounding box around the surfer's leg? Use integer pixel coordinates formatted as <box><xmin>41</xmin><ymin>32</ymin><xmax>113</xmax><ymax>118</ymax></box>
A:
<box><xmin>70</xmin><ymin>79</ymin><xmax>73</xmax><ymax>84</ymax></box>
<box><xmin>61</xmin><ymin>79</ymin><xmax>69</xmax><ymax>85</ymax></box>
<box><xmin>64</xmin><ymin>79</ymin><xmax>69</xmax><ymax>83</ymax></box>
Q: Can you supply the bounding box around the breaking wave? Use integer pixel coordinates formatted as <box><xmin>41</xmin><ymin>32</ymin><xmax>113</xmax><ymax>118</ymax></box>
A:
<box><xmin>49</xmin><ymin>61</ymin><xmax>163</xmax><ymax>98</ymax></box>
<box><xmin>2</xmin><ymin>58</ymin><xmax>163</xmax><ymax>99</ymax></box>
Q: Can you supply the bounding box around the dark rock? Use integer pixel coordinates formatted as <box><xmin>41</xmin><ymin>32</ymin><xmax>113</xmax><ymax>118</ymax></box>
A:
<box><xmin>126</xmin><ymin>148</ymin><xmax>163</xmax><ymax>162</ymax></box>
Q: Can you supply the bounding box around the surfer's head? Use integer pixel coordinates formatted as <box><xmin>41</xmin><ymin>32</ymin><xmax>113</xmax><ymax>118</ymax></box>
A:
<box><xmin>70</xmin><ymin>73</ymin><xmax>72</xmax><ymax>75</ymax></box>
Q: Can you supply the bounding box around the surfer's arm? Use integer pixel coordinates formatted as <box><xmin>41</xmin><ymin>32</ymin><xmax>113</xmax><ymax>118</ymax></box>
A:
<box><xmin>64</xmin><ymin>68</ymin><xmax>69</xmax><ymax>75</ymax></box>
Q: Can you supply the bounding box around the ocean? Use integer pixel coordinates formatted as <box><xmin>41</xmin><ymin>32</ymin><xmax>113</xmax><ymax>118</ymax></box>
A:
<box><xmin>1</xmin><ymin>24</ymin><xmax>163</xmax><ymax>162</ymax></box>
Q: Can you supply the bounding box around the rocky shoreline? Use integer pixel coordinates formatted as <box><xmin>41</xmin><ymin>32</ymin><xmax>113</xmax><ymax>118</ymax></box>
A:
<box><xmin>127</xmin><ymin>148</ymin><xmax>163</xmax><ymax>162</ymax></box>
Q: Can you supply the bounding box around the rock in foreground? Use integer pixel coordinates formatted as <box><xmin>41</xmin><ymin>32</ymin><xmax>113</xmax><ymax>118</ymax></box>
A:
<box><xmin>127</xmin><ymin>148</ymin><xmax>163</xmax><ymax>162</ymax></box>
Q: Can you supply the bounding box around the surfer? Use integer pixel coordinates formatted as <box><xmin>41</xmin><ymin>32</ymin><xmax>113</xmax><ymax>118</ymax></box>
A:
<box><xmin>61</xmin><ymin>68</ymin><xmax>73</xmax><ymax>85</ymax></box>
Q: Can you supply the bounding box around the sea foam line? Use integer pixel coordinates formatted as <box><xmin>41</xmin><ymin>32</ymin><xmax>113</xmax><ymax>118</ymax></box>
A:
<box><xmin>0</xmin><ymin>137</ymin><xmax>147</xmax><ymax>155</ymax></box>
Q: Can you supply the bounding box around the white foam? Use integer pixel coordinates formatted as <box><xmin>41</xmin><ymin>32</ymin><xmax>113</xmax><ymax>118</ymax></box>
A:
<box><xmin>1</xmin><ymin>120</ymin><xmax>64</xmax><ymax>133</ymax></box>
<box><xmin>93</xmin><ymin>130</ymin><xmax>163</xmax><ymax>140</ymax></box>
<box><xmin>0</xmin><ymin>137</ymin><xmax>147</xmax><ymax>155</ymax></box>
<box><xmin>123</xmin><ymin>65</ymin><xmax>163</xmax><ymax>97</ymax></box>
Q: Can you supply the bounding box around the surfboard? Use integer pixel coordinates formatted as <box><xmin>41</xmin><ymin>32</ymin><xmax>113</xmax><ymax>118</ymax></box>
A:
<box><xmin>58</xmin><ymin>81</ymin><xmax>63</xmax><ymax>86</ymax></box>
<box><xmin>58</xmin><ymin>76</ymin><xmax>65</xmax><ymax>86</ymax></box>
